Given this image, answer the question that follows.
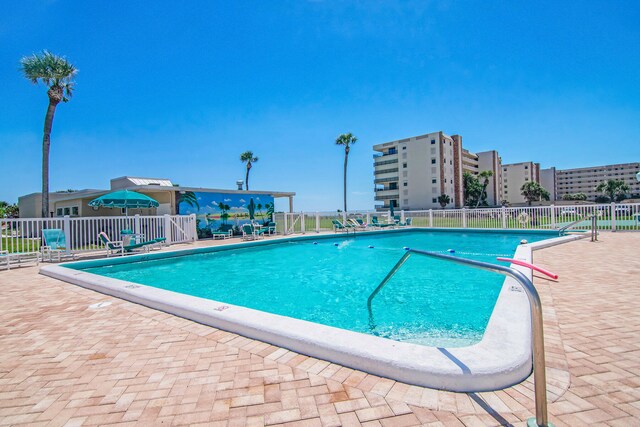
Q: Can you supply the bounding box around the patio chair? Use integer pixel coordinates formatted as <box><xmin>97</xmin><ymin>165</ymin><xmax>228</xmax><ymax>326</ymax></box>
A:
<box><xmin>241</xmin><ymin>223</ymin><xmax>264</xmax><ymax>241</ymax></box>
<box><xmin>41</xmin><ymin>229</ymin><xmax>75</xmax><ymax>262</ymax></box>
<box><xmin>348</xmin><ymin>218</ymin><xmax>367</xmax><ymax>230</ymax></box>
<box><xmin>371</xmin><ymin>216</ymin><xmax>394</xmax><ymax>228</ymax></box>
<box><xmin>98</xmin><ymin>232</ymin><xmax>162</xmax><ymax>256</ymax></box>
<box><xmin>332</xmin><ymin>219</ymin><xmax>355</xmax><ymax>233</ymax></box>
<box><xmin>1</xmin><ymin>250</ymin><xmax>40</xmax><ymax>270</ymax></box>
<box><xmin>263</xmin><ymin>222</ymin><xmax>277</xmax><ymax>235</ymax></box>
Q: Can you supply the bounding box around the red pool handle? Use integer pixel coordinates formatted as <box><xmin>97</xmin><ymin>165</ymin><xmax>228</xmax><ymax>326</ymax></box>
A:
<box><xmin>496</xmin><ymin>257</ymin><xmax>559</xmax><ymax>280</ymax></box>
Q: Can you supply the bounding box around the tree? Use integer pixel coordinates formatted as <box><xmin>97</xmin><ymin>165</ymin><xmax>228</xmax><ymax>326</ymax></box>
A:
<box><xmin>335</xmin><ymin>133</ymin><xmax>357</xmax><ymax>212</ymax></box>
<box><xmin>595</xmin><ymin>179</ymin><xmax>630</xmax><ymax>202</ymax></box>
<box><xmin>437</xmin><ymin>194</ymin><xmax>451</xmax><ymax>209</ymax></box>
<box><xmin>21</xmin><ymin>51</ymin><xmax>77</xmax><ymax>218</ymax></box>
<box><xmin>0</xmin><ymin>202</ymin><xmax>19</xmax><ymax>218</ymax></box>
<box><xmin>462</xmin><ymin>172</ymin><xmax>482</xmax><ymax>207</ymax></box>
<box><xmin>179</xmin><ymin>191</ymin><xmax>200</xmax><ymax>211</ymax></box>
<box><xmin>476</xmin><ymin>170</ymin><xmax>494</xmax><ymax>207</ymax></box>
<box><xmin>240</xmin><ymin>151</ymin><xmax>258</xmax><ymax>191</ymax></box>
<box><xmin>520</xmin><ymin>182</ymin><xmax>550</xmax><ymax>206</ymax></box>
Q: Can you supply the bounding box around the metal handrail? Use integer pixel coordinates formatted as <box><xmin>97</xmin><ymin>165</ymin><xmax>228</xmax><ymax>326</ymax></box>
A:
<box><xmin>367</xmin><ymin>249</ymin><xmax>553</xmax><ymax>427</ymax></box>
<box><xmin>558</xmin><ymin>214</ymin><xmax>596</xmax><ymax>233</ymax></box>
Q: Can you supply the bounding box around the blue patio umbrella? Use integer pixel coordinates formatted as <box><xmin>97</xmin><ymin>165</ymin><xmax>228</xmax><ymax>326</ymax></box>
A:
<box><xmin>88</xmin><ymin>190</ymin><xmax>159</xmax><ymax>215</ymax></box>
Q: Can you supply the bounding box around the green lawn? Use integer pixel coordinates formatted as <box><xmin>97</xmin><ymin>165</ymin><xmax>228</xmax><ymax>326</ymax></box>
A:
<box><xmin>1</xmin><ymin>236</ymin><xmax>41</xmax><ymax>254</ymax></box>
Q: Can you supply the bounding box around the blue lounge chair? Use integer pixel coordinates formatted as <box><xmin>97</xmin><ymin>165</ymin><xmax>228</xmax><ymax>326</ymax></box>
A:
<box><xmin>41</xmin><ymin>228</ymin><xmax>75</xmax><ymax>261</ymax></box>
<box><xmin>241</xmin><ymin>223</ymin><xmax>265</xmax><ymax>241</ymax></box>
<box><xmin>371</xmin><ymin>216</ymin><xmax>394</xmax><ymax>228</ymax></box>
<box><xmin>332</xmin><ymin>219</ymin><xmax>355</xmax><ymax>233</ymax></box>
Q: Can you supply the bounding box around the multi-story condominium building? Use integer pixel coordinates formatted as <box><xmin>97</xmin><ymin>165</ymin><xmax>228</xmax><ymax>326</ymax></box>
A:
<box><xmin>373</xmin><ymin>132</ymin><xmax>505</xmax><ymax>209</ymax></box>
<box><xmin>539</xmin><ymin>167</ymin><xmax>557</xmax><ymax>201</ymax></box>
<box><xmin>555</xmin><ymin>162</ymin><xmax>640</xmax><ymax>200</ymax></box>
<box><xmin>501</xmin><ymin>162</ymin><xmax>540</xmax><ymax>205</ymax></box>
<box><xmin>373</xmin><ymin>131</ymin><xmax>463</xmax><ymax>210</ymax></box>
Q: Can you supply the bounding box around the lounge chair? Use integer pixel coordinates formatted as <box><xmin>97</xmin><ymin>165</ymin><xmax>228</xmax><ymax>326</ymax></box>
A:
<box><xmin>211</xmin><ymin>230</ymin><xmax>232</xmax><ymax>239</ymax></box>
<box><xmin>1</xmin><ymin>250</ymin><xmax>40</xmax><ymax>270</ymax></box>
<box><xmin>348</xmin><ymin>218</ymin><xmax>367</xmax><ymax>230</ymax></box>
<box><xmin>263</xmin><ymin>222</ymin><xmax>277</xmax><ymax>235</ymax></box>
<box><xmin>398</xmin><ymin>217</ymin><xmax>412</xmax><ymax>227</ymax></box>
<box><xmin>371</xmin><ymin>216</ymin><xmax>394</xmax><ymax>228</ymax></box>
<box><xmin>98</xmin><ymin>232</ymin><xmax>164</xmax><ymax>256</ymax></box>
<box><xmin>41</xmin><ymin>228</ymin><xmax>75</xmax><ymax>262</ymax></box>
<box><xmin>332</xmin><ymin>219</ymin><xmax>355</xmax><ymax>233</ymax></box>
<box><xmin>241</xmin><ymin>223</ymin><xmax>264</xmax><ymax>241</ymax></box>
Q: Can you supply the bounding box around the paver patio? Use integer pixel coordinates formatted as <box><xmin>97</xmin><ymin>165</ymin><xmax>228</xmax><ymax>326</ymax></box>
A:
<box><xmin>1</xmin><ymin>232</ymin><xmax>639</xmax><ymax>426</ymax></box>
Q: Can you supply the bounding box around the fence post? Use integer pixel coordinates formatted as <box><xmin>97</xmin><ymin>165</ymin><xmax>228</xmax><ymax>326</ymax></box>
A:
<box><xmin>462</xmin><ymin>208</ymin><xmax>467</xmax><ymax>228</ymax></box>
<box><xmin>316</xmin><ymin>212</ymin><xmax>320</xmax><ymax>233</ymax></box>
<box><xmin>190</xmin><ymin>214</ymin><xmax>198</xmax><ymax>241</ymax></box>
<box><xmin>63</xmin><ymin>215</ymin><xmax>71</xmax><ymax>255</ymax></box>
<box><xmin>134</xmin><ymin>214</ymin><xmax>141</xmax><ymax>236</ymax></box>
<box><xmin>429</xmin><ymin>209</ymin><xmax>433</xmax><ymax>227</ymax></box>
<box><xmin>550</xmin><ymin>205</ymin><xmax>556</xmax><ymax>229</ymax></box>
<box><xmin>164</xmin><ymin>214</ymin><xmax>172</xmax><ymax>245</ymax></box>
<box><xmin>366</xmin><ymin>212</ymin><xmax>371</xmax><ymax>225</ymax></box>
<box><xmin>301</xmin><ymin>212</ymin><xmax>306</xmax><ymax>234</ymax></box>
<box><xmin>401</xmin><ymin>210</ymin><xmax>405</xmax><ymax>223</ymax></box>
<box><xmin>342</xmin><ymin>211</ymin><xmax>347</xmax><ymax>224</ymax></box>
<box><xmin>283</xmin><ymin>213</ymin><xmax>288</xmax><ymax>235</ymax></box>
<box><xmin>611</xmin><ymin>202</ymin><xmax>616</xmax><ymax>232</ymax></box>
<box><xmin>502</xmin><ymin>206</ymin><xmax>507</xmax><ymax>229</ymax></box>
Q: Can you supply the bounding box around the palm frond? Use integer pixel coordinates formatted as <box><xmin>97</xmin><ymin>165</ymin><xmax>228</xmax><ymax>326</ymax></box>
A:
<box><xmin>20</xmin><ymin>50</ymin><xmax>78</xmax><ymax>91</ymax></box>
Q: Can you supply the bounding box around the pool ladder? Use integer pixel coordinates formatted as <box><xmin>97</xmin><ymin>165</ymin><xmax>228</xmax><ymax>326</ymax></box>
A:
<box><xmin>558</xmin><ymin>214</ymin><xmax>598</xmax><ymax>242</ymax></box>
<box><xmin>367</xmin><ymin>249</ymin><xmax>555</xmax><ymax>427</ymax></box>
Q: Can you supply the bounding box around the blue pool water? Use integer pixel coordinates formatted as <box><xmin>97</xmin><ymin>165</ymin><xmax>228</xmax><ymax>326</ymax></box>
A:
<box><xmin>78</xmin><ymin>230</ymin><xmax>553</xmax><ymax>347</ymax></box>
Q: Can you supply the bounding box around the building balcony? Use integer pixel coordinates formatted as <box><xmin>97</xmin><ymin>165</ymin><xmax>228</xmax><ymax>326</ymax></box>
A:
<box><xmin>374</xmin><ymin>167</ymin><xmax>399</xmax><ymax>175</ymax></box>
<box><xmin>374</xmin><ymin>194</ymin><xmax>399</xmax><ymax>201</ymax></box>
<box><xmin>372</xmin><ymin>153</ymin><xmax>398</xmax><ymax>161</ymax></box>
<box><xmin>374</xmin><ymin>188</ymin><xmax>399</xmax><ymax>198</ymax></box>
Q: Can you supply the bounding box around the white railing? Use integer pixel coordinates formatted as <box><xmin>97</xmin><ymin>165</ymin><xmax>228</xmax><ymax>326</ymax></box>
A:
<box><xmin>276</xmin><ymin>203</ymin><xmax>640</xmax><ymax>235</ymax></box>
<box><xmin>0</xmin><ymin>214</ymin><xmax>197</xmax><ymax>254</ymax></box>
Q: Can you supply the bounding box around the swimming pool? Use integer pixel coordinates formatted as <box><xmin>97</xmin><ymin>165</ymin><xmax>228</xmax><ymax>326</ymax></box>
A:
<box><xmin>41</xmin><ymin>228</ymin><xmax>579</xmax><ymax>391</ymax></box>
<box><xmin>76</xmin><ymin>230</ymin><xmax>547</xmax><ymax>347</ymax></box>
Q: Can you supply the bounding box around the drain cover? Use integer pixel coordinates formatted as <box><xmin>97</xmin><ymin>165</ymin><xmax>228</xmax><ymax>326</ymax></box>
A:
<box><xmin>89</xmin><ymin>301</ymin><xmax>112</xmax><ymax>309</ymax></box>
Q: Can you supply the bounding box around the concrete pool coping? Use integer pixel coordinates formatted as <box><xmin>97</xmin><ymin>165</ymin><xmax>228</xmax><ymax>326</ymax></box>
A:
<box><xmin>39</xmin><ymin>228</ymin><xmax>586</xmax><ymax>392</ymax></box>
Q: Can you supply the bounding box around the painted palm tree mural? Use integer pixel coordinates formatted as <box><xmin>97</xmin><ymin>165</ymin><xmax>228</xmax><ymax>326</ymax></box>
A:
<box><xmin>177</xmin><ymin>192</ymin><xmax>275</xmax><ymax>238</ymax></box>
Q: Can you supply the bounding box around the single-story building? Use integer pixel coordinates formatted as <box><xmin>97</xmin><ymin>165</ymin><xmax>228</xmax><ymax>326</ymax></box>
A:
<box><xmin>18</xmin><ymin>176</ymin><xmax>295</xmax><ymax>218</ymax></box>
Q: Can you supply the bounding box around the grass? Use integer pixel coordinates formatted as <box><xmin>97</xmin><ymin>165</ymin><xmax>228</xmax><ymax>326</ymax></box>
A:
<box><xmin>1</xmin><ymin>236</ymin><xmax>41</xmax><ymax>254</ymax></box>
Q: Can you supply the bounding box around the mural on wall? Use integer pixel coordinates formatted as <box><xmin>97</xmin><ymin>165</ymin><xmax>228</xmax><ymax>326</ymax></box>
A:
<box><xmin>177</xmin><ymin>191</ymin><xmax>274</xmax><ymax>238</ymax></box>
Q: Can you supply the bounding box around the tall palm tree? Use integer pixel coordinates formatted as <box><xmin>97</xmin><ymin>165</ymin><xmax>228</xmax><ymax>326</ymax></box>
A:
<box><xmin>240</xmin><ymin>151</ymin><xmax>258</xmax><ymax>191</ymax></box>
<box><xmin>595</xmin><ymin>179</ymin><xmax>630</xmax><ymax>202</ymax></box>
<box><xmin>20</xmin><ymin>51</ymin><xmax>77</xmax><ymax>218</ymax></box>
<box><xmin>335</xmin><ymin>133</ymin><xmax>357</xmax><ymax>212</ymax></box>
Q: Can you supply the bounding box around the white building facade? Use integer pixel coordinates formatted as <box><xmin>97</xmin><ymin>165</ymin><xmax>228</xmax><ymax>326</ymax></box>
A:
<box><xmin>555</xmin><ymin>162</ymin><xmax>640</xmax><ymax>200</ymax></box>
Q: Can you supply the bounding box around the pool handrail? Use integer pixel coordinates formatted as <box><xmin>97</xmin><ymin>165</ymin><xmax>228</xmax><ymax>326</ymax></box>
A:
<box><xmin>367</xmin><ymin>249</ymin><xmax>553</xmax><ymax>427</ymax></box>
<box><xmin>558</xmin><ymin>214</ymin><xmax>596</xmax><ymax>233</ymax></box>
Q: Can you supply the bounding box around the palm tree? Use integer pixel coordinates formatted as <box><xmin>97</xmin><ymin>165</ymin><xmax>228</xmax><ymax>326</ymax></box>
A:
<box><xmin>335</xmin><ymin>133</ymin><xmax>357</xmax><ymax>212</ymax></box>
<box><xmin>179</xmin><ymin>191</ymin><xmax>200</xmax><ymax>211</ymax></box>
<box><xmin>520</xmin><ymin>182</ymin><xmax>550</xmax><ymax>206</ymax></box>
<box><xmin>437</xmin><ymin>194</ymin><xmax>451</xmax><ymax>209</ymax></box>
<box><xmin>595</xmin><ymin>179</ymin><xmax>630</xmax><ymax>202</ymax></box>
<box><xmin>476</xmin><ymin>170</ymin><xmax>494</xmax><ymax>207</ymax></box>
<box><xmin>240</xmin><ymin>151</ymin><xmax>258</xmax><ymax>191</ymax></box>
<box><xmin>20</xmin><ymin>51</ymin><xmax>77</xmax><ymax>218</ymax></box>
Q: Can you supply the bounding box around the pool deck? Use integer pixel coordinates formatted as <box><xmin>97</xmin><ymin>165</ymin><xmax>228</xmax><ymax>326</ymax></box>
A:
<box><xmin>1</xmin><ymin>232</ymin><xmax>639</xmax><ymax>426</ymax></box>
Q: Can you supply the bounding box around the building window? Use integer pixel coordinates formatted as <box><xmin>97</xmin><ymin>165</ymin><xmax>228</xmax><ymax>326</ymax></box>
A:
<box><xmin>403</xmin><ymin>182</ymin><xmax>408</xmax><ymax>187</ymax></box>
<box><xmin>450</xmin><ymin>160</ymin><xmax>452</xmax><ymax>165</ymax></box>
<box><xmin>72</xmin><ymin>207</ymin><xmax>79</xmax><ymax>216</ymax></box>
<box><xmin>524</xmin><ymin>166</ymin><xmax>528</xmax><ymax>169</ymax></box>
<box><xmin>403</xmin><ymin>163</ymin><xmax>407</xmax><ymax>168</ymax></box>
<box><xmin>56</xmin><ymin>208</ymin><xmax>63</xmax><ymax>216</ymax></box>
<box><xmin>403</xmin><ymin>199</ymin><xmax>409</xmax><ymax>204</ymax></box>
<box><xmin>402</xmin><ymin>146</ymin><xmax>407</xmax><ymax>150</ymax></box>
<box><xmin>431</xmin><ymin>159</ymin><xmax>436</xmax><ymax>164</ymax></box>
<box><xmin>388</xmin><ymin>148</ymin><xmax>397</xmax><ymax>155</ymax></box>
<box><xmin>431</xmin><ymin>139</ymin><xmax>435</xmax><ymax>144</ymax></box>
<box><xmin>432</xmin><ymin>198</ymin><xmax>437</xmax><ymax>203</ymax></box>
<box><xmin>432</xmin><ymin>179</ymin><xmax>436</xmax><ymax>184</ymax></box>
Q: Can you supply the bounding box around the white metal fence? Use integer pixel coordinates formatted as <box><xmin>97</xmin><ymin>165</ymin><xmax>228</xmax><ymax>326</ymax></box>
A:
<box><xmin>0</xmin><ymin>214</ymin><xmax>198</xmax><ymax>254</ymax></box>
<box><xmin>275</xmin><ymin>203</ymin><xmax>640</xmax><ymax>235</ymax></box>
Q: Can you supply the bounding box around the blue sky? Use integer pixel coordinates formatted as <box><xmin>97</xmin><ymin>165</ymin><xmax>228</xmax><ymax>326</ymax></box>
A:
<box><xmin>1</xmin><ymin>1</ymin><xmax>639</xmax><ymax>210</ymax></box>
